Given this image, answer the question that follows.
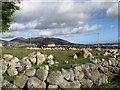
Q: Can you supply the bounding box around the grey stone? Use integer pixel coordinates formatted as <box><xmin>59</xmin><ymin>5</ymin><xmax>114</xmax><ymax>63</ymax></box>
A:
<box><xmin>7</xmin><ymin>66</ymin><xmax>18</xmax><ymax>76</ymax></box>
<box><xmin>47</xmin><ymin>55</ymin><xmax>54</xmax><ymax>61</ymax></box>
<box><xmin>27</xmin><ymin>77</ymin><xmax>46</xmax><ymax>88</ymax></box>
<box><xmin>29</xmin><ymin>57</ymin><xmax>36</xmax><ymax>64</ymax></box>
<box><xmin>47</xmin><ymin>60</ymin><xmax>54</xmax><ymax>66</ymax></box>
<box><xmin>59</xmin><ymin>80</ymin><xmax>81</xmax><ymax>88</ymax></box>
<box><xmin>2</xmin><ymin>80</ymin><xmax>10</xmax><ymax>87</ymax></box>
<box><xmin>8</xmin><ymin>84</ymin><xmax>18</xmax><ymax>88</ymax></box>
<box><xmin>14</xmin><ymin>74</ymin><xmax>28</xmax><ymax>88</ymax></box>
<box><xmin>80</xmin><ymin>79</ymin><xmax>93</xmax><ymax>88</ymax></box>
<box><xmin>47</xmin><ymin>71</ymin><xmax>64</xmax><ymax>85</ymax></box>
<box><xmin>21</xmin><ymin>59</ymin><xmax>32</xmax><ymax>69</ymax></box>
<box><xmin>90</xmin><ymin>70</ymin><xmax>100</xmax><ymax>83</ymax></box>
<box><xmin>84</xmin><ymin>70</ymin><xmax>91</xmax><ymax>79</ymax></box>
<box><xmin>73</xmin><ymin>69</ymin><xmax>84</xmax><ymax>80</ymax></box>
<box><xmin>72</xmin><ymin>64</ymin><xmax>82</xmax><ymax>71</ymax></box>
<box><xmin>61</xmin><ymin>68</ymin><xmax>70</xmax><ymax>80</ymax></box>
<box><xmin>3</xmin><ymin>54</ymin><xmax>13</xmax><ymax>61</ymax></box>
<box><xmin>36</xmin><ymin>67</ymin><xmax>48</xmax><ymax>81</ymax></box>
<box><xmin>81</xmin><ymin>64</ymin><xmax>90</xmax><ymax>71</ymax></box>
<box><xmin>11</xmin><ymin>57</ymin><xmax>19</xmax><ymax>62</ymax></box>
<box><xmin>67</xmin><ymin>69</ymin><xmax>75</xmax><ymax>81</ymax></box>
<box><xmin>36</xmin><ymin>54</ymin><xmax>46</xmax><ymax>65</ymax></box>
<box><xmin>25</xmin><ymin>68</ymin><xmax>36</xmax><ymax>76</ymax></box>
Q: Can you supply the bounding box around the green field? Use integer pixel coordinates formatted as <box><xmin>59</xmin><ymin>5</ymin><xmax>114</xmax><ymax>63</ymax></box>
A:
<box><xmin>2</xmin><ymin>47</ymin><xmax>120</xmax><ymax>88</ymax></box>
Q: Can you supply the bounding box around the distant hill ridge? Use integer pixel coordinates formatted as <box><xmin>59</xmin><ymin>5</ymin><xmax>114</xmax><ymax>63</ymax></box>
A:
<box><xmin>10</xmin><ymin>37</ymin><xmax>78</xmax><ymax>45</ymax></box>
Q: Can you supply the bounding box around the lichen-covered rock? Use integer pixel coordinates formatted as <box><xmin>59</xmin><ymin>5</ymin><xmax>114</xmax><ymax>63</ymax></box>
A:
<box><xmin>27</xmin><ymin>77</ymin><xmax>46</xmax><ymax>88</ymax></box>
<box><xmin>7</xmin><ymin>84</ymin><xmax>18</xmax><ymax>88</ymax></box>
<box><xmin>59</xmin><ymin>80</ymin><xmax>81</xmax><ymax>88</ymax></box>
<box><xmin>29</xmin><ymin>57</ymin><xmax>36</xmax><ymax>64</ymax></box>
<box><xmin>1</xmin><ymin>60</ymin><xmax>7</xmax><ymax>74</ymax></box>
<box><xmin>14</xmin><ymin>74</ymin><xmax>28</xmax><ymax>88</ymax></box>
<box><xmin>72</xmin><ymin>64</ymin><xmax>82</xmax><ymax>71</ymax></box>
<box><xmin>2</xmin><ymin>80</ymin><xmax>10</xmax><ymax>87</ymax></box>
<box><xmin>25</xmin><ymin>68</ymin><xmax>36</xmax><ymax>76</ymax></box>
<box><xmin>11</xmin><ymin>57</ymin><xmax>19</xmax><ymax>62</ymax></box>
<box><xmin>20</xmin><ymin>59</ymin><xmax>32</xmax><ymax>69</ymax></box>
<box><xmin>90</xmin><ymin>70</ymin><xmax>100</xmax><ymax>83</ymax></box>
<box><xmin>7</xmin><ymin>66</ymin><xmax>18</xmax><ymax>76</ymax></box>
<box><xmin>47</xmin><ymin>71</ymin><xmax>64</xmax><ymax>85</ymax></box>
<box><xmin>73</xmin><ymin>69</ymin><xmax>84</xmax><ymax>80</ymax></box>
<box><xmin>81</xmin><ymin>64</ymin><xmax>90</xmax><ymax>71</ymax></box>
<box><xmin>36</xmin><ymin>54</ymin><xmax>46</xmax><ymax>65</ymax></box>
<box><xmin>61</xmin><ymin>68</ymin><xmax>70</xmax><ymax>80</ymax></box>
<box><xmin>36</xmin><ymin>67</ymin><xmax>48</xmax><ymax>81</ymax></box>
<box><xmin>47</xmin><ymin>55</ymin><xmax>54</xmax><ymax>61</ymax></box>
<box><xmin>3</xmin><ymin>54</ymin><xmax>13</xmax><ymax>61</ymax></box>
<box><xmin>67</xmin><ymin>69</ymin><xmax>75</xmax><ymax>81</ymax></box>
<box><xmin>80</xmin><ymin>79</ymin><xmax>93</xmax><ymax>88</ymax></box>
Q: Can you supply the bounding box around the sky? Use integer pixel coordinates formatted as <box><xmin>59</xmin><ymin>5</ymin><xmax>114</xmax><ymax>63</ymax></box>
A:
<box><xmin>1</xmin><ymin>0</ymin><xmax>119</xmax><ymax>44</ymax></box>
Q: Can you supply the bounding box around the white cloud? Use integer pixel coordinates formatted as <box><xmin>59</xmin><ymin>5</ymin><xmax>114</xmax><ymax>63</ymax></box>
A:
<box><xmin>9</xmin><ymin>0</ymin><xmax>118</xmax><ymax>31</ymax></box>
<box><xmin>9</xmin><ymin>23</ymin><xmax>37</xmax><ymax>30</ymax></box>
<box><xmin>35</xmin><ymin>24</ymin><xmax>104</xmax><ymax>36</ymax></box>
<box><xmin>2</xmin><ymin>31</ymin><xmax>20</xmax><ymax>38</ymax></box>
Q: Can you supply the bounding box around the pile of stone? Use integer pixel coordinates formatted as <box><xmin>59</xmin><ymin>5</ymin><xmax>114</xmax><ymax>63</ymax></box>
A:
<box><xmin>73</xmin><ymin>48</ymin><xmax>94</xmax><ymax>59</ymax></box>
<box><xmin>1</xmin><ymin>51</ymin><xmax>120</xmax><ymax>89</ymax></box>
<box><xmin>96</xmin><ymin>49</ymin><xmax>120</xmax><ymax>58</ymax></box>
<box><xmin>1</xmin><ymin>52</ymin><xmax>56</xmax><ymax>77</ymax></box>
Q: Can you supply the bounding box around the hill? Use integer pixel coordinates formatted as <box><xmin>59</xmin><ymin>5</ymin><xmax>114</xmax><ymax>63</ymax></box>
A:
<box><xmin>10</xmin><ymin>37</ymin><xmax>78</xmax><ymax>45</ymax></box>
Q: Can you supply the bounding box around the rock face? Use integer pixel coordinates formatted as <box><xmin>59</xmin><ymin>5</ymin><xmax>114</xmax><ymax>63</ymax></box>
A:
<box><xmin>47</xmin><ymin>71</ymin><xmax>64</xmax><ymax>85</ymax></box>
<box><xmin>36</xmin><ymin>67</ymin><xmax>48</xmax><ymax>81</ymax></box>
<box><xmin>7</xmin><ymin>66</ymin><xmax>18</xmax><ymax>76</ymax></box>
<box><xmin>27</xmin><ymin>77</ymin><xmax>46</xmax><ymax>88</ymax></box>
<box><xmin>14</xmin><ymin>74</ymin><xmax>28</xmax><ymax>88</ymax></box>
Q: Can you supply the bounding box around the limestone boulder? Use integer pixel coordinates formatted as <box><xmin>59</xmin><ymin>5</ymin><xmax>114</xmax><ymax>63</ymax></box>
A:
<box><xmin>80</xmin><ymin>79</ymin><xmax>93</xmax><ymax>88</ymax></box>
<box><xmin>7</xmin><ymin>66</ymin><xmax>18</xmax><ymax>76</ymax></box>
<box><xmin>2</xmin><ymin>80</ymin><xmax>10</xmax><ymax>87</ymax></box>
<box><xmin>47</xmin><ymin>71</ymin><xmax>64</xmax><ymax>85</ymax></box>
<box><xmin>11</xmin><ymin>57</ymin><xmax>19</xmax><ymax>62</ymax></box>
<box><xmin>27</xmin><ymin>77</ymin><xmax>46</xmax><ymax>88</ymax></box>
<box><xmin>36</xmin><ymin>54</ymin><xmax>46</xmax><ymax>65</ymax></box>
<box><xmin>61</xmin><ymin>68</ymin><xmax>70</xmax><ymax>80</ymax></box>
<box><xmin>60</xmin><ymin>80</ymin><xmax>81</xmax><ymax>88</ymax></box>
<box><xmin>47</xmin><ymin>55</ymin><xmax>54</xmax><ymax>61</ymax></box>
<box><xmin>36</xmin><ymin>67</ymin><xmax>48</xmax><ymax>81</ymax></box>
<box><xmin>73</xmin><ymin>69</ymin><xmax>84</xmax><ymax>80</ymax></box>
<box><xmin>90</xmin><ymin>70</ymin><xmax>100</xmax><ymax>83</ymax></box>
<box><xmin>25</xmin><ymin>68</ymin><xmax>36</xmax><ymax>77</ymax></box>
<box><xmin>3</xmin><ymin>54</ymin><xmax>13</xmax><ymax>61</ymax></box>
<box><xmin>14</xmin><ymin>74</ymin><xmax>28</xmax><ymax>88</ymax></box>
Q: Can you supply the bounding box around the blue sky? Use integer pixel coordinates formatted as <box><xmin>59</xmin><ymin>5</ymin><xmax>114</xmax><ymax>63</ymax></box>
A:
<box><xmin>1</xmin><ymin>0</ymin><xmax>119</xmax><ymax>44</ymax></box>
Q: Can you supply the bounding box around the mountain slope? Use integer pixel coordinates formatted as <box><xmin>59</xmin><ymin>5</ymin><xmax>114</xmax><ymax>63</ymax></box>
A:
<box><xmin>11</xmin><ymin>37</ymin><xmax>77</xmax><ymax>45</ymax></box>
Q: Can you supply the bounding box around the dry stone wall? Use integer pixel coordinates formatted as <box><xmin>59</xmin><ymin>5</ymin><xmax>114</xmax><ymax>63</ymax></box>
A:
<box><xmin>1</xmin><ymin>51</ymin><xmax>120</xmax><ymax>89</ymax></box>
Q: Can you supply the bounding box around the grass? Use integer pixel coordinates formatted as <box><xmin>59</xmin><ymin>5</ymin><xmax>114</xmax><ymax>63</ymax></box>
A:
<box><xmin>2</xmin><ymin>47</ymin><xmax>107</xmax><ymax>72</ymax></box>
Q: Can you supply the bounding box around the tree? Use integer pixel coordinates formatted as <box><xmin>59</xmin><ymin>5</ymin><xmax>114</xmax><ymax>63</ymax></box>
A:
<box><xmin>0</xmin><ymin>2</ymin><xmax>20</xmax><ymax>32</ymax></box>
